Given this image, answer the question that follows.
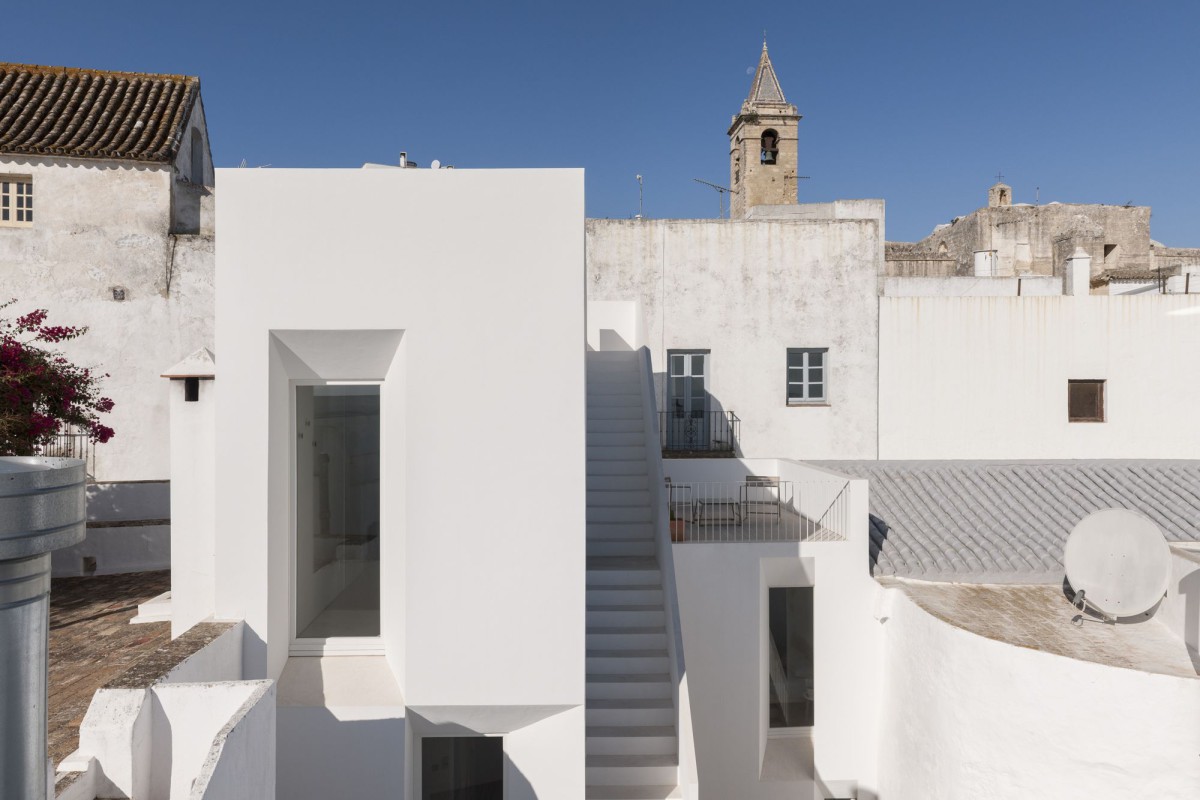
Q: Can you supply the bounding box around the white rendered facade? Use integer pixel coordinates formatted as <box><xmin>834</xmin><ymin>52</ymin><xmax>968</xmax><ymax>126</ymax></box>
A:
<box><xmin>205</xmin><ymin>167</ymin><xmax>586</xmax><ymax>798</ymax></box>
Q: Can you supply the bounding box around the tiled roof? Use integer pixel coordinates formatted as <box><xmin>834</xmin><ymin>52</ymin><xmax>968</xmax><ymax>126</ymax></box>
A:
<box><xmin>815</xmin><ymin>461</ymin><xmax>1200</xmax><ymax>584</ymax></box>
<box><xmin>0</xmin><ymin>63</ymin><xmax>199</xmax><ymax>163</ymax></box>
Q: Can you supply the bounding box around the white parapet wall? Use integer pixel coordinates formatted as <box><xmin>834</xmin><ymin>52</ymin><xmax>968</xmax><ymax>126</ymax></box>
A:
<box><xmin>879</xmin><ymin>295</ymin><xmax>1200</xmax><ymax>458</ymax></box>
<box><xmin>882</xmin><ymin>275</ymin><xmax>1062</xmax><ymax>297</ymax></box>
<box><xmin>63</xmin><ymin>623</ymin><xmax>271</xmax><ymax>800</ymax></box>
<box><xmin>876</xmin><ymin>586</ymin><xmax>1200</xmax><ymax>798</ymax></box>
<box><xmin>52</xmin><ymin>480</ymin><xmax>171</xmax><ymax>577</ymax></box>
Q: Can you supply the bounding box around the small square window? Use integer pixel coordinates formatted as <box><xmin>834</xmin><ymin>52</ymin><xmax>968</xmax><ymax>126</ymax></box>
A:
<box><xmin>0</xmin><ymin>177</ymin><xmax>33</xmax><ymax>227</ymax></box>
<box><xmin>1068</xmin><ymin>380</ymin><xmax>1105</xmax><ymax>422</ymax></box>
<box><xmin>787</xmin><ymin>348</ymin><xmax>828</xmax><ymax>405</ymax></box>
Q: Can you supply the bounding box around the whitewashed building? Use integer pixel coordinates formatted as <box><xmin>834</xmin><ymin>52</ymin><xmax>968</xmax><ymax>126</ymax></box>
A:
<box><xmin>47</xmin><ymin>46</ymin><xmax>1200</xmax><ymax>800</ymax></box>
<box><xmin>0</xmin><ymin>63</ymin><xmax>215</xmax><ymax>576</ymax></box>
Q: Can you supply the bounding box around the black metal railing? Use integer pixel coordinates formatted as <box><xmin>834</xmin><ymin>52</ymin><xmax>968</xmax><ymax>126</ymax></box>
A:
<box><xmin>36</xmin><ymin>429</ymin><xmax>95</xmax><ymax>476</ymax></box>
<box><xmin>659</xmin><ymin>410</ymin><xmax>739</xmax><ymax>455</ymax></box>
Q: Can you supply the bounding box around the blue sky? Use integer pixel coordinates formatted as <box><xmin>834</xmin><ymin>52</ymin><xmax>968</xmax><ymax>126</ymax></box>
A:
<box><xmin>11</xmin><ymin>1</ymin><xmax>1200</xmax><ymax>242</ymax></box>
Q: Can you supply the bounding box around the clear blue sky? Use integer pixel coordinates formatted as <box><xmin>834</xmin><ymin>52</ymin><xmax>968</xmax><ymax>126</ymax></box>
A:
<box><xmin>11</xmin><ymin>1</ymin><xmax>1200</xmax><ymax>243</ymax></box>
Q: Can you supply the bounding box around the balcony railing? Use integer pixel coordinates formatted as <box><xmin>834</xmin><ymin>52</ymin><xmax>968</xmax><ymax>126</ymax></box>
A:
<box><xmin>665</xmin><ymin>478</ymin><xmax>850</xmax><ymax>543</ymax></box>
<box><xmin>659</xmin><ymin>410</ymin><xmax>739</xmax><ymax>456</ymax></box>
<box><xmin>36</xmin><ymin>429</ymin><xmax>95</xmax><ymax>478</ymax></box>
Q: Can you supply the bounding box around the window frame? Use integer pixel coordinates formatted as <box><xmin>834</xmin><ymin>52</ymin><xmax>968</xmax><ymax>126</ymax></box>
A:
<box><xmin>766</xmin><ymin>585</ymin><xmax>815</xmax><ymax>733</ymax></box>
<box><xmin>289</xmin><ymin>378</ymin><xmax>386</xmax><ymax>656</ymax></box>
<box><xmin>786</xmin><ymin>348</ymin><xmax>828</xmax><ymax>406</ymax></box>
<box><xmin>1067</xmin><ymin>379</ymin><xmax>1106</xmax><ymax>423</ymax></box>
<box><xmin>0</xmin><ymin>176</ymin><xmax>34</xmax><ymax>228</ymax></box>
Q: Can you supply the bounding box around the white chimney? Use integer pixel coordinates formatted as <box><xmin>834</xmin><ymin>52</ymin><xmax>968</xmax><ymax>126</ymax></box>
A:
<box><xmin>1063</xmin><ymin>247</ymin><xmax>1092</xmax><ymax>296</ymax></box>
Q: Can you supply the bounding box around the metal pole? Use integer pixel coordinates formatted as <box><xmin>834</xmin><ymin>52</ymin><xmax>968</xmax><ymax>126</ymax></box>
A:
<box><xmin>0</xmin><ymin>457</ymin><xmax>86</xmax><ymax>800</ymax></box>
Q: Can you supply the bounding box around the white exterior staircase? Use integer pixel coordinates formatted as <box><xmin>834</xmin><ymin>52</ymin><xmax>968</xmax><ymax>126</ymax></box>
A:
<box><xmin>586</xmin><ymin>352</ymin><xmax>681</xmax><ymax>800</ymax></box>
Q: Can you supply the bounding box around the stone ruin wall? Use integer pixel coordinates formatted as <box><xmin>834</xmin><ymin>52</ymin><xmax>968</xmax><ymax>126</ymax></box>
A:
<box><xmin>888</xmin><ymin>204</ymin><xmax>1153</xmax><ymax>279</ymax></box>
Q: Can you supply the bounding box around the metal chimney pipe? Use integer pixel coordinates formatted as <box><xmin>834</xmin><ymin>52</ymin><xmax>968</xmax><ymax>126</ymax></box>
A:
<box><xmin>0</xmin><ymin>457</ymin><xmax>86</xmax><ymax>800</ymax></box>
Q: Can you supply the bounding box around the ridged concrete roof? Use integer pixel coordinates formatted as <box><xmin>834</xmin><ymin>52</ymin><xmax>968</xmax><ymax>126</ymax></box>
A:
<box><xmin>0</xmin><ymin>63</ymin><xmax>199</xmax><ymax>163</ymax></box>
<box><xmin>815</xmin><ymin>461</ymin><xmax>1200</xmax><ymax>584</ymax></box>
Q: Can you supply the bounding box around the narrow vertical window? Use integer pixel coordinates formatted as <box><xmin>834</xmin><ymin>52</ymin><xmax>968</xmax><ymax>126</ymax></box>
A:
<box><xmin>0</xmin><ymin>177</ymin><xmax>33</xmax><ymax>227</ymax></box>
<box><xmin>295</xmin><ymin>384</ymin><xmax>381</xmax><ymax>639</ymax></box>
<box><xmin>1068</xmin><ymin>379</ymin><xmax>1105</xmax><ymax>422</ymax></box>
<box><xmin>184</xmin><ymin>377</ymin><xmax>200</xmax><ymax>402</ymax></box>
<box><xmin>768</xmin><ymin>587</ymin><xmax>814</xmax><ymax>728</ymax></box>
<box><xmin>190</xmin><ymin>129</ymin><xmax>205</xmax><ymax>185</ymax></box>
<box><xmin>665</xmin><ymin>349</ymin><xmax>711</xmax><ymax>451</ymax></box>
<box><xmin>787</xmin><ymin>348</ymin><xmax>828</xmax><ymax>405</ymax></box>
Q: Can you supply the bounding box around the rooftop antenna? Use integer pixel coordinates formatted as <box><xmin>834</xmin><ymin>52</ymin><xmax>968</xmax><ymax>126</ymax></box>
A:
<box><xmin>635</xmin><ymin>174</ymin><xmax>644</xmax><ymax>219</ymax></box>
<box><xmin>693</xmin><ymin>178</ymin><xmax>737</xmax><ymax>218</ymax></box>
<box><xmin>1036</xmin><ymin>186</ymin><xmax>1040</xmax><ymax>205</ymax></box>
<box><xmin>1063</xmin><ymin>508</ymin><xmax>1170</xmax><ymax>626</ymax></box>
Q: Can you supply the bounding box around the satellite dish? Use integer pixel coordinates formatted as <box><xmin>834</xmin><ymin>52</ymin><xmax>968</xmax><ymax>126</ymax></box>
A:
<box><xmin>1063</xmin><ymin>509</ymin><xmax>1170</xmax><ymax>621</ymax></box>
<box><xmin>430</xmin><ymin>159</ymin><xmax>441</xmax><ymax>170</ymax></box>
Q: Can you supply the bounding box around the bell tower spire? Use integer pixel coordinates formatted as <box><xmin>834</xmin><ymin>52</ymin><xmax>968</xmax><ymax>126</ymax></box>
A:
<box><xmin>728</xmin><ymin>41</ymin><xmax>801</xmax><ymax>218</ymax></box>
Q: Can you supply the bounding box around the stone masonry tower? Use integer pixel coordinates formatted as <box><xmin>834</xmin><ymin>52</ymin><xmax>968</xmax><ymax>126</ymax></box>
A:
<box><xmin>729</xmin><ymin>43</ymin><xmax>801</xmax><ymax>219</ymax></box>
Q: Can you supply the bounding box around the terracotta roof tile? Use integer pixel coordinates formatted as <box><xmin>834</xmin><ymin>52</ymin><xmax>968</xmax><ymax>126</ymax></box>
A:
<box><xmin>0</xmin><ymin>63</ymin><xmax>199</xmax><ymax>164</ymax></box>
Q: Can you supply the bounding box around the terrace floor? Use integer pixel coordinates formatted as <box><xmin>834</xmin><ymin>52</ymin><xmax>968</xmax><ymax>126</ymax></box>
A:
<box><xmin>886</xmin><ymin>577</ymin><xmax>1200</xmax><ymax>680</ymax></box>
<box><xmin>48</xmin><ymin>570</ymin><xmax>172</xmax><ymax>767</ymax></box>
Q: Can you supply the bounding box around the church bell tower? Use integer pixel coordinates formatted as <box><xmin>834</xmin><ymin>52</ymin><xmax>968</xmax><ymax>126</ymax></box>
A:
<box><xmin>728</xmin><ymin>43</ymin><xmax>801</xmax><ymax>219</ymax></box>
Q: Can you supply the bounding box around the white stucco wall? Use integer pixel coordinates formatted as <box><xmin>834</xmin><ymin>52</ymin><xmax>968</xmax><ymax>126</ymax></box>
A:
<box><xmin>876</xmin><ymin>587</ymin><xmax>1200</xmax><ymax>798</ymax></box>
<box><xmin>587</xmin><ymin>211</ymin><xmax>882</xmax><ymax>460</ymax></box>
<box><xmin>879</xmin><ymin>296</ymin><xmax>1200</xmax><ymax>458</ymax></box>
<box><xmin>213</xmin><ymin>167</ymin><xmax>585</xmax><ymax>795</ymax></box>
<box><xmin>669</xmin><ymin>458</ymin><xmax>881</xmax><ymax>799</ymax></box>
<box><xmin>0</xmin><ymin>154</ymin><xmax>214</xmax><ymax>481</ymax></box>
<box><xmin>882</xmin><ymin>275</ymin><xmax>1061</xmax><ymax>297</ymax></box>
<box><xmin>1157</xmin><ymin>546</ymin><xmax>1200</xmax><ymax>666</ymax></box>
<box><xmin>168</xmin><ymin>374</ymin><xmax>217</xmax><ymax>636</ymax></box>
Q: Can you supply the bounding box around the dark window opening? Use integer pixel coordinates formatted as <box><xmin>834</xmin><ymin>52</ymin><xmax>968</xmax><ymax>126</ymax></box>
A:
<box><xmin>189</xmin><ymin>129</ymin><xmax>205</xmax><ymax>185</ymax></box>
<box><xmin>1068</xmin><ymin>379</ymin><xmax>1105</xmax><ymax>422</ymax></box>
<box><xmin>184</xmin><ymin>377</ymin><xmax>200</xmax><ymax>402</ymax></box>
<box><xmin>1103</xmin><ymin>243</ymin><xmax>1118</xmax><ymax>264</ymax></box>
<box><xmin>422</xmin><ymin>737</ymin><xmax>503</xmax><ymax>799</ymax></box>
<box><xmin>768</xmin><ymin>586</ymin><xmax>814</xmax><ymax>728</ymax></box>
<box><xmin>760</xmin><ymin>129</ymin><xmax>779</xmax><ymax>165</ymax></box>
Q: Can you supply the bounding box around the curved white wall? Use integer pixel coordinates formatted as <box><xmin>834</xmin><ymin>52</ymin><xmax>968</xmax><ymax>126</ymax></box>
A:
<box><xmin>877</xmin><ymin>588</ymin><xmax>1200</xmax><ymax>798</ymax></box>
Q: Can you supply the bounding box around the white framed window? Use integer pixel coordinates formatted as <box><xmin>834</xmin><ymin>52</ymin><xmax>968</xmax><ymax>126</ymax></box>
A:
<box><xmin>290</xmin><ymin>380</ymin><xmax>383</xmax><ymax>655</ymax></box>
<box><xmin>0</xmin><ymin>177</ymin><xmax>33</xmax><ymax>227</ymax></box>
<box><xmin>786</xmin><ymin>348</ymin><xmax>827</xmax><ymax>405</ymax></box>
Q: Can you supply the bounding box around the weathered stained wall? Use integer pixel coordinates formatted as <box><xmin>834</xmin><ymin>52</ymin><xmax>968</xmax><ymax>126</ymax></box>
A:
<box><xmin>893</xmin><ymin>202</ymin><xmax>1153</xmax><ymax>279</ymax></box>
<box><xmin>0</xmin><ymin>154</ymin><xmax>214</xmax><ymax>481</ymax></box>
<box><xmin>587</xmin><ymin>211</ymin><xmax>881</xmax><ymax>460</ymax></box>
<box><xmin>879</xmin><ymin>295</ymin><xmax>1200</xmax><ymax>458</ymax></box>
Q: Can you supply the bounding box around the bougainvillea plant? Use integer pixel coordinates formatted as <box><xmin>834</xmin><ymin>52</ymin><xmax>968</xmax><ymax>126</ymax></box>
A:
<box><xmin>0</xmin><ymin>299</ymin><xmax>115</xmax><ymax>456</ymax></box>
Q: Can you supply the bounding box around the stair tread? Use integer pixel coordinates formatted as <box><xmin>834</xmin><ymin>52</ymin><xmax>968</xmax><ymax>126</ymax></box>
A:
<box><xmin>588</xmin><ymin>604</ymin><xmax>664</xmax><ymax>612</ymax></box>
<box><xmin>587</xmin><ymin>725</ymin><xmax>677</xmax><ymax>738</ymax></box>
<box><xmin>586</xmin><ymin>754</ymin><xmax>678</xmax><ymax>766</ymax></box>
<box><xmin>587</xmin><ymin>698</ymin><xmax>673</xmax><ymax>709</ymax></box>
<box><xmin>587</xmin><ymin>672</ymin><xmax>671</xmax><ymax>683</ymax></box>
<box><xmin>587</xmin><ymin>622</ymin><xmax>666</xmax><ymax>632</ymax></box>
<box><xmin>588</xmin><ymin>557</ymin><xmax>659</xmax><ymax>570</ymax></box>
